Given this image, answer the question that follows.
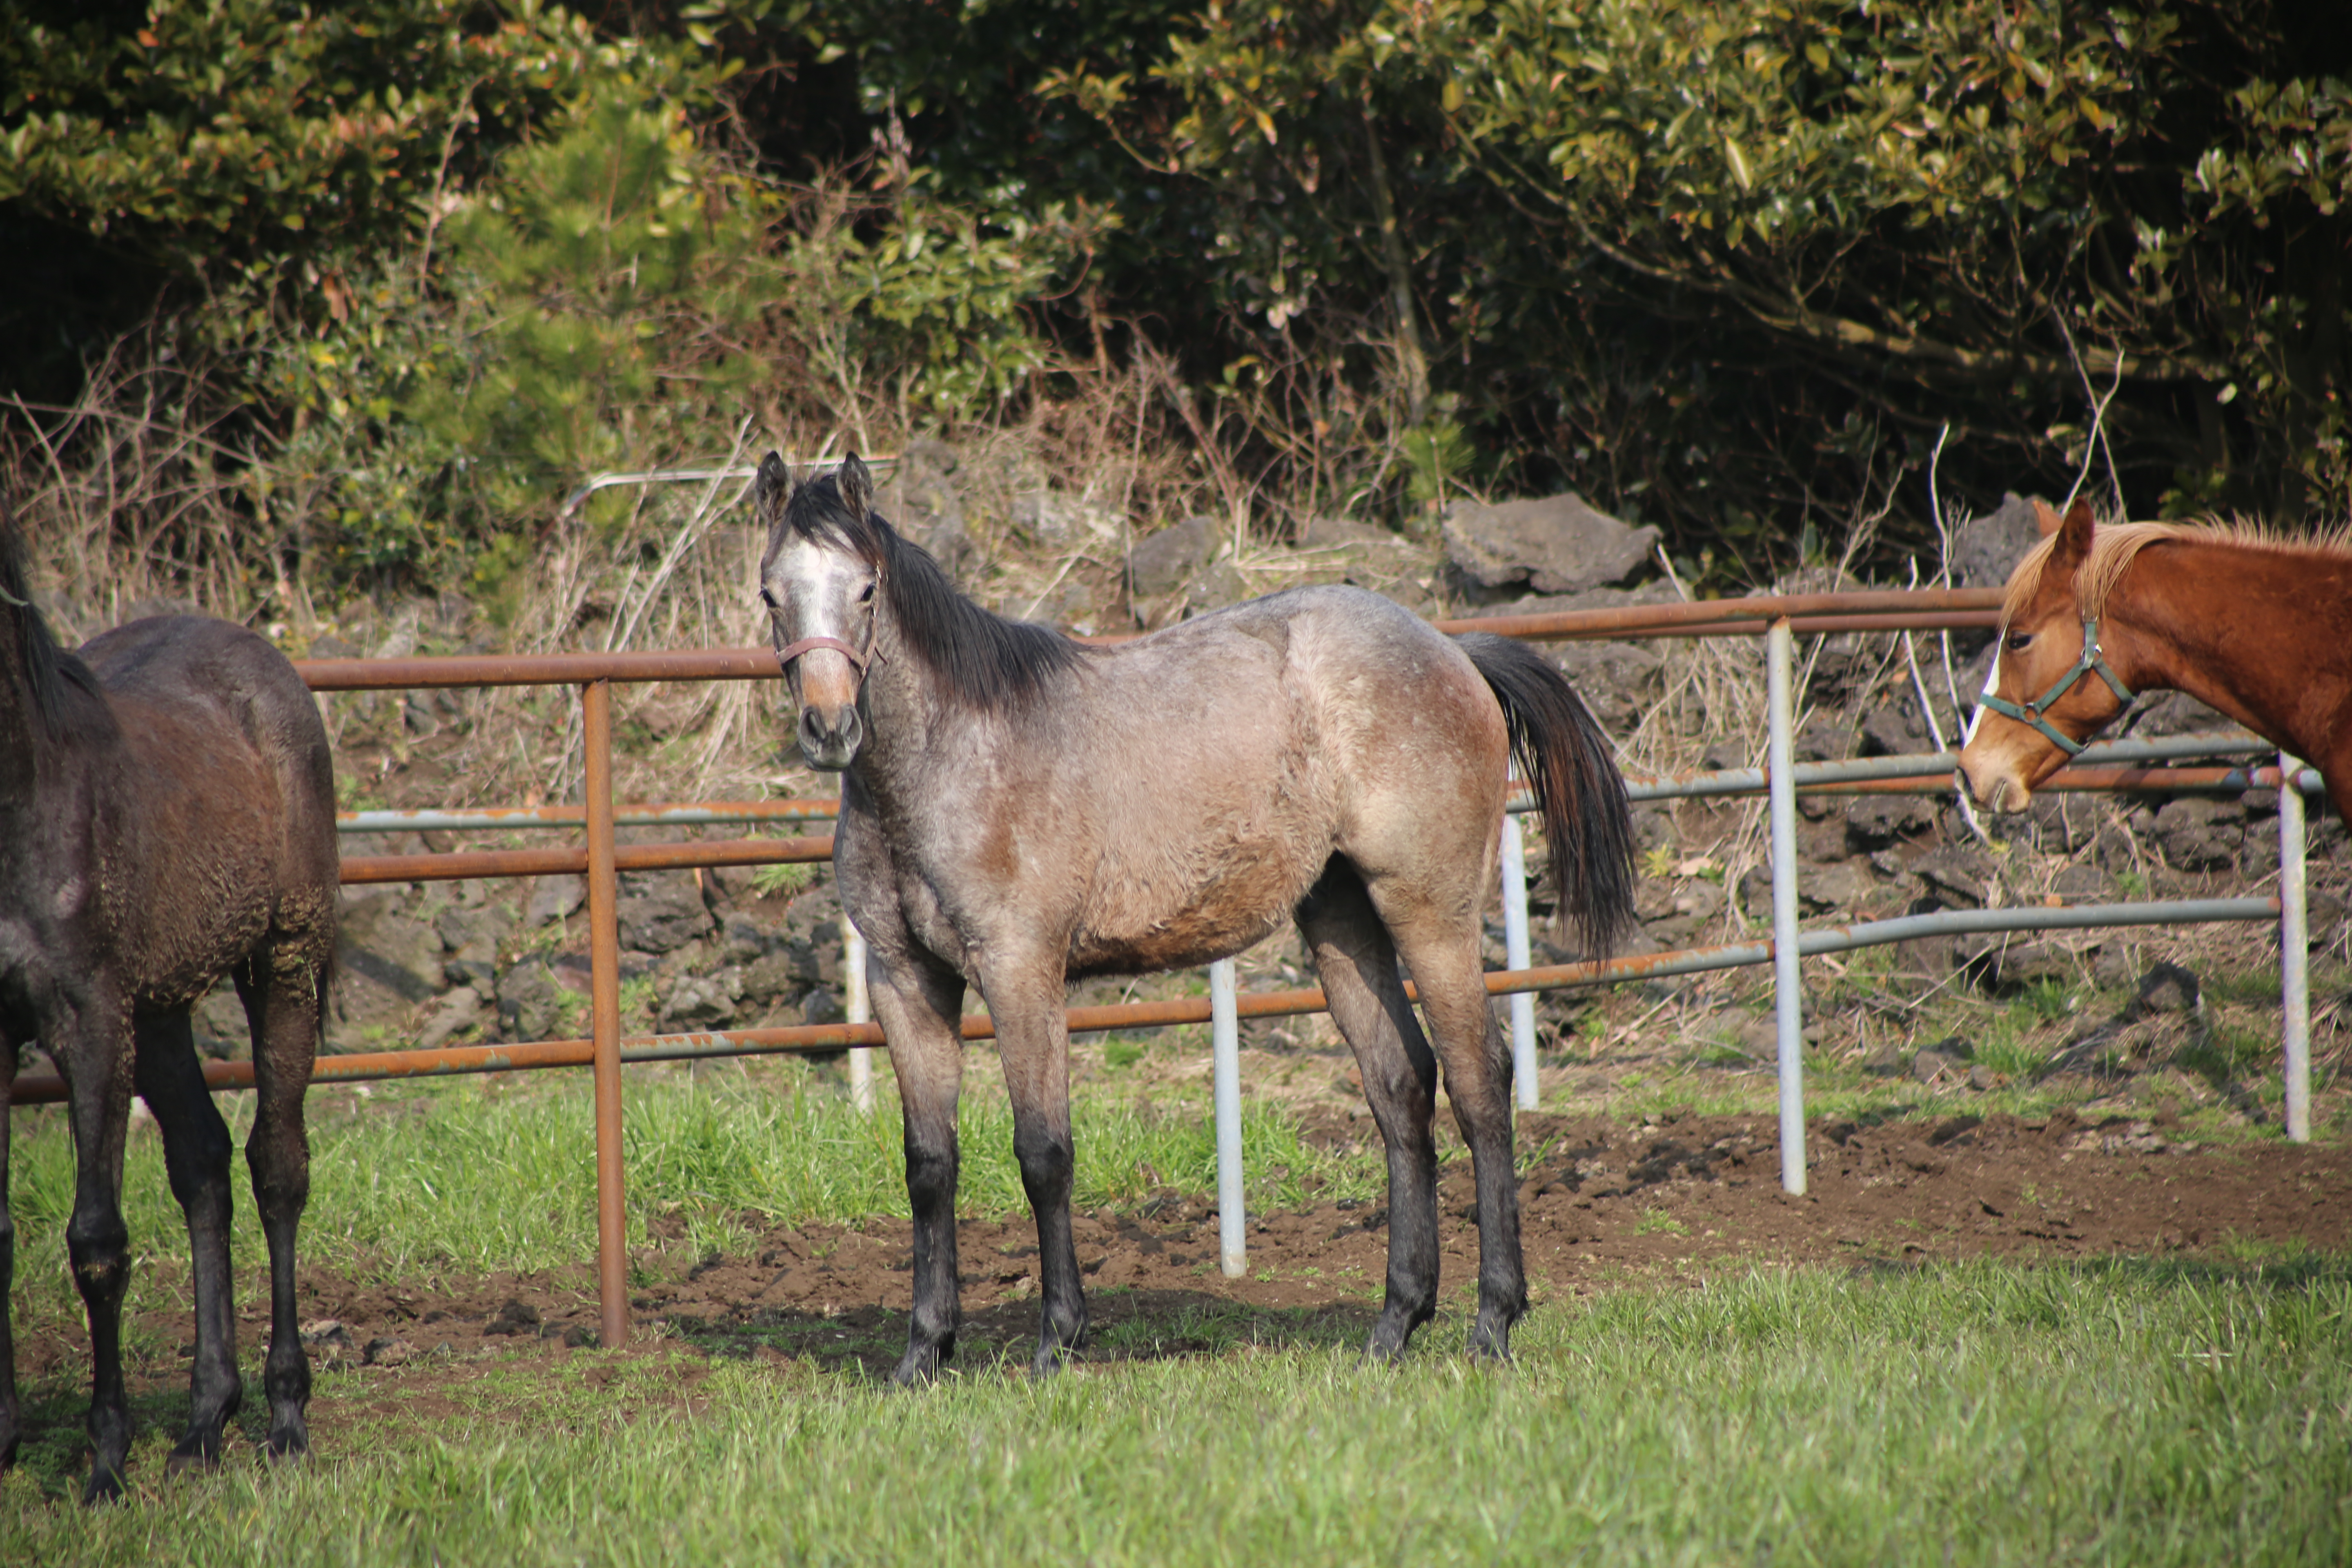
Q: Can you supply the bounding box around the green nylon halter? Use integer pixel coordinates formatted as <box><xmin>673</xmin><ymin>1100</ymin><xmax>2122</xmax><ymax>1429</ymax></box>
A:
<box><xmin>1978</xmin><ymin>616</ymin><xmax>2135</xmax><ymax>757</ymax></box>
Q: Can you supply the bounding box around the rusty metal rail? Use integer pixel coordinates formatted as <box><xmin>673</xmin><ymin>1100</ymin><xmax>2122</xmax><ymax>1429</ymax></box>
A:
<box><xmin>10</xmin><ymin>584</ymin><xmax>2315</xmax><ymax>1345</ymax></box>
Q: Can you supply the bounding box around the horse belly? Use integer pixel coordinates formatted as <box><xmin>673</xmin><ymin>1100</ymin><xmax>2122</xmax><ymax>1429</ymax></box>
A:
<box><xmin>1065</xmin><ymin>826</ymin><xmax>1326</xmax><ymax>979</ymax></box>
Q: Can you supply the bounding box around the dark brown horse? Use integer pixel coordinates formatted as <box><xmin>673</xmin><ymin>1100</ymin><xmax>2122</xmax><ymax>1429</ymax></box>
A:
<box><xmin>0</xmin><ymin>505</ymin><xmax>338</xmax><ymax>1501</ymax></box>
<box><xmin>1958</xmin><ymin>496</ymin><xmax>2352</xmax><ymax>821</ymax></box>
<box><xmin>757</xmin><ymin>454</ymin><xmax>1635</xmax><ymax>1380</ymax></box>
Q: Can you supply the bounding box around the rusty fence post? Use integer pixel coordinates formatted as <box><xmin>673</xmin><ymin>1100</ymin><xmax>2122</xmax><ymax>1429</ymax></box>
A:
<box><xmin>583</xmin><ymin>679</ymin><xmax>629</xmax><ymax>1346</ymax></box>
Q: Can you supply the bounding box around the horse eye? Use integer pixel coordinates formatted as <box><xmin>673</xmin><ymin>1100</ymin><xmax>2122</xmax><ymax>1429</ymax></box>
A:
<box><xmin>758</xmin><ymin>587</ymin><xmax>777</xmax><ymax>610</ymax></box>
<box><xmin>2006</xmin><ymin>632</ymin><xmax>2033</xmax><ymax>652</ymax></box>
<box><xmin>858</xmin><ymin>582</ymin><xmax>876</xmax><ymax>605</ymax></box>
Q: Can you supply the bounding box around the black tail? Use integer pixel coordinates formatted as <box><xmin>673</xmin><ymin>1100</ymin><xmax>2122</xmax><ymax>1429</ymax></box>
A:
<box><xmin>1456</xmin><ymin>633</ymin><xmax>1637</xmax><ymax>960</ymax></box>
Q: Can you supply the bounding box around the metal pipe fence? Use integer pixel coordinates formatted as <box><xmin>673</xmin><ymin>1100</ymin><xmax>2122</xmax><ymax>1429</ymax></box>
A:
<box><xmin>8</xmin><ymin>587</ymin><xmax>2328</xmax><ymax>1347</ymax></box>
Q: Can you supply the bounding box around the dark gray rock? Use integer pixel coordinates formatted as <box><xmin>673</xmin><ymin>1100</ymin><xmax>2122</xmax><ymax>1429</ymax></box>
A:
<box><xmin>1952</xmin><ymin>492</ymin><xmax>2044</xmax><ymax>590</ymax></box>
<box><xmin>1127</xmin><ymin>516</ymin><xmax>1216</xmax><ymax>597</ymax></box>
<box><xmin>2133</xmin><ymin>961</ymin><xmax>2200</xmax><ymax>1015</ymax></box>
<box><xmin>884</xmin><ymin>437</ymin><xmax>974</xmax><ymax>582</ymax></box>
<box><xmin>414</xmin><ymin>987</ymin><xmax>483</xmax><ymax>1051</ymax></box>
<box><xmin>2051</xmin><ymin>863</ymin><xmax>2116</xmax><ymax>902</ymax></box>
<box><xmin>1793</xmin><ymin>714</ymin><xmax>1853</xmax><ymax>763</ymax></box>
<box><xmin>526</xmin><ymin>874</ymin><xmax>586</xmax><ymax>927</ymax></box>
<box><xmin>191</xmin><ymin>984</ymin><xmax>250</xmax><ymax>1060</ymax></box>
<box><xmin>1845</xmin><ymin>796</ymin><xmax>1938</xmax><ymax>853</ymax></box>
<box><xmin>1186</xmin><ymin>557</ymin><xmax>1250</xmax><ymax>616</ymax></box>
<box><xmin>1911</xmin><ymin>846</ymin><xmax>1995</xmax><ymax>909</ymax></box>
<box><xmin>2150</xmin><ymin>797</ymin><xmax>2244</xmax><ymax>871</ymax></box>
<box><xmin>1958</xmin><ymin>937</ymin><xmax>2080</xmax><ymax>990</ymax></box>
<box><xmin>1442</xmin><ymin>493</ymin><xmax>1659</xmax><ymax>595</ymax></box>
<box><xmin>494</xmin><ymin>964</ymin><xmax>567</xmax><ymax>1048</ymax></box>
<box><xmin>616</xmin><ymin>875</ymin><xmax>713</xmax><ymax>954</ymax></box>
<box><xmin>663</xmin><ymin>971</ymin><xmax>742</xmax><ymax>1030</ymax></box>
<box><xmin>334</xmin><ymin>893</ymin><xmax>445</xmax><ymax>1036</ymax></box>
<box><xmin>2121</xmin><ymin>690</ymin><xmax>2235</xmax><ymax>739</ymax></box>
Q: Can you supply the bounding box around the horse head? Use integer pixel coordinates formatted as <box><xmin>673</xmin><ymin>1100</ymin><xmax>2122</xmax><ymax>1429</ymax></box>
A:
<box><xmin>1958</xmin><ymin>497</ymin><xmax>2138</xmax><ymax>812</ymax></box>
<box><xmin>756</xmin><ymin>451</ymin><xmax>884</xmax><ymax>770</ymax></box>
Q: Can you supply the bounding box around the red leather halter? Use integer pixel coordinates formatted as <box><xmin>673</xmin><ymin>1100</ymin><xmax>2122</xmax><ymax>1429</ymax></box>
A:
<box><xmin>774</xmin><ymin>633</ymin><xmax>871</xmax><ymax>675</ymax></box>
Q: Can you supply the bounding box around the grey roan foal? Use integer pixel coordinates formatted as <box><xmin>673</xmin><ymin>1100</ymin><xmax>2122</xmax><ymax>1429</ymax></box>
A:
<box><xmin>757</xmin><ymin>454</ymin><xmax>1636</xmax><ymax>1379</ymax></box>
<box><xmin>0</xmin><ymin>503</ymin><xmax>337</xmax><ymax>1501</ymax></box>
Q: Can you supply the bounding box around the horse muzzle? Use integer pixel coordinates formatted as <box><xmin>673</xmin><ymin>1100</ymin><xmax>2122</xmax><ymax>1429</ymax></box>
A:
<box><xmin>797</xmin><ymin>700</ymin><xmax>863</xmax><ymax>770</ymax></box>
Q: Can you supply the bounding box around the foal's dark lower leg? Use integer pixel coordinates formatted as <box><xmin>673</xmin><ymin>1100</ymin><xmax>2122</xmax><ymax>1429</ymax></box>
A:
<box><xmin>0</xmin><ymin>1032</ymin><xmax>19</xmax><ymax>1473</ymax></box>
<box><xmin>134</xmin><ymin>1014</ymin><xmax>243</xmax><ymax>1469</ymax></box>
<box><xmin>1012</xmin><ymin>1111</ymin><xmax>1085</xmax><ymax>1374</ymax></box>
<box><xmin>1417</xmin><ymin>967</ymin><xmax>1526</xmax><ymax>1359</ymax></box>
<box><xmin>58</xmin><ymin>1022</ymin><xmax>135</xmax><ymax>1502</ymax></box>
<box><xmin>870</xmin><ymin>954</ymin><xmax>968</xmax><ymax>1385</ymax></box>
<box><xmin>1297</xmin><ymin>866</ymin><xmax>1441</xmax><ymax>1361</ymax></box>
<box><xmin>241</xmin><ymin>963</ymin><xmax>318</xmax><ymax>1459</ymax></box>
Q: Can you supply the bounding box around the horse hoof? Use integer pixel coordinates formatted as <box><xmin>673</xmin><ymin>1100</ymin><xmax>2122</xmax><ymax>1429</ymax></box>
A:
<box><xmin>891</xmin><ymin>1352</ymin><xmax>941</xmax><ymax>1388</ymax></box>
<box><xmin>166</xmin><ymin>1439</ymin><xmax>224</xmax><ymax>1476</ymax></box>
<box><xmin>264</xmin><ymin>1427</ymin><xmax>310</xmax><ymax>1462</ymax></box>
<box><xmin>82</xmin><ymin>1466</ymin><xmax>127</xmax><ymax>1506</ymax></box>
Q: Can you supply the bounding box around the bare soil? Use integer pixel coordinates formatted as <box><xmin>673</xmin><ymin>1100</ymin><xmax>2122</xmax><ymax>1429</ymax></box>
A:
<box><xmin>12</xmin><ymin>1110</ymin><xmax>2348</xmax><ymax>1471</ymax></box>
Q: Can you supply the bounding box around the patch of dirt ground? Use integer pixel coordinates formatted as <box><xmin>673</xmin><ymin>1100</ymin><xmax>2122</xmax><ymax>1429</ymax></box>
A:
<box><xmin>10</xmin><ymin>1110</ymin><xmax>2350</xmax><ymax>1465</ymax></box>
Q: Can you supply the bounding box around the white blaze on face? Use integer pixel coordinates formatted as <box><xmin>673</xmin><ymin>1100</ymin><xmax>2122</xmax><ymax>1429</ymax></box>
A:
<box><xmin>1964</xmin><ymin>643</ymin><xmax>2004</xmax><ymax>746</ymax></box>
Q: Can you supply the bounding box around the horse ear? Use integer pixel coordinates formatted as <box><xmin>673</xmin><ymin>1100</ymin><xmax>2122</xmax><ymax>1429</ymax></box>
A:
<box><xmin>2049</xmin><ymin>497</ymin><xmax>2096</xmax><ymax>570</ymax></box>
<box><xmin>2033</xmin><ymin>497</ymin><xmax>2062</xmax><ymax>535</ymax></box>
<box><xmin>753</xmin><ymin>452</ymin><xmax>791</xmax><ymax>522</ymax></box>
<box><xmin>837</xmin><ymin>453</ymin><xmax>873</xmax><ymax>523</ymax></box>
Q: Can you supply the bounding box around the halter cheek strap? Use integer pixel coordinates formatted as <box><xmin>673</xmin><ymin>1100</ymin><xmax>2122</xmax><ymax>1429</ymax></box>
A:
<box><xmin>1978</xmin><ymin>616</ymin><xmax>2136</xmax><ymax>757</ymax></box>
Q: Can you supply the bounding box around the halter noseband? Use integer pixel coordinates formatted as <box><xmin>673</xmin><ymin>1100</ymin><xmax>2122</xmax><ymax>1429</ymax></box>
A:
<box><xmin>1978</xmin><ymin>616</ymin><xmax>2134</xmax><ymax>757</ymax></box>
<box><xmin>774</xmin><ymin>633</ymin><xmax>872</xmax><ymax>676</ymax></box>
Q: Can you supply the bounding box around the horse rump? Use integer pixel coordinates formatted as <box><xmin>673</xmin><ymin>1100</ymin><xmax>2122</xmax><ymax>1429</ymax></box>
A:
<box><xmin>1452</xmin><ymin>631</ymin><xmax>1637</xmax><ymax>959</ymax></box>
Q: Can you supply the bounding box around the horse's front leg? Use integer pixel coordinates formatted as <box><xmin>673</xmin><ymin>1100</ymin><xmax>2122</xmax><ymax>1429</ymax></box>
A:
<box><xmin>131</xmin><ymin>1010</ymin><xmax>243</xmax><ymax>1471</ymax></box>
<box><xmin>53</xmin><ymin>991</ymin><xmax>136</xmax><ymax>1501</ymax></box>
<box><xmin>869</xmin><ymin>947</ymin><xmax>967</xmax><ymax>1385</ymax></box>
<box><xmin>980</xmin><ymin>958</ymin><xmax>1085</xmax><ymax>1377</ymax></box>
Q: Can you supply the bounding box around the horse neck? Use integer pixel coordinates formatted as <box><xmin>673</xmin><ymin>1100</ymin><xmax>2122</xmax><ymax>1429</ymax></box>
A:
<box><xmin>2112</xmin><ymin>539</ymin><xmax>2352</xmax><ymax>759</ymax></box>
<box><xmin>847</xmin><ymin>611</ymin><xmax>978</xmax><ymax>808</ymax></box>
<box><xmin>0</xmin><ymin>609</ymin><xmax>43</xmax><ymax>797</ymax></box>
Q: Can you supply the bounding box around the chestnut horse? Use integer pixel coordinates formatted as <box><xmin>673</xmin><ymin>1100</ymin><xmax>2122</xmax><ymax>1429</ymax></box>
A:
<box><xmin>0</xmin><ymin>505</ymin><xmax>337</xmax><ymax>1501</ymax></box>
<box><xmin>757</xmin><ymin>454</ymin><xmax>1635</xmax><ymax>1379</ymax></box>
<box><xmin>1958</xmin><ymin>497</ymin><xmax>2352</xmax><ymax>821</ymax></box>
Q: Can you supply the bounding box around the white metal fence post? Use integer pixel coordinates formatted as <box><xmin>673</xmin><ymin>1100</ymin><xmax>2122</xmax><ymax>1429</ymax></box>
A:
<box><xmin>1767</xmin><ymin>618</ymin><xmax>1807</xmax><ymax>1195</ymax></box>
<box><xmin>841</xmin><ymin>775</ymin><xmax>874</xmax><ymax>1113</ymax></box>
<box><xmin>1211</xmin><ymin>958</ymin><xmax>1246</xmax><ymax>1276</ymax></box>
<box><xmin>844</xmin><ymin>917</ymin><xmax>873</xmax><ymax>1114</ymax></box>
<box><xmin>2279</xmin><ymin>752</ymin><xmax>2311</xmax><ymax>1143</ymax></box>
<box><xmin>1501</xmin><ymin>809</ymin><xmax>1539</xmax><ymax>1111</ymax></box>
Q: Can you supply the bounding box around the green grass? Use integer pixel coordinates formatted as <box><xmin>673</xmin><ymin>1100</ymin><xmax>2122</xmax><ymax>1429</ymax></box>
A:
<box><xmin>4</xmin><ymin>1260</ymin><xmax>2347</xmax><ymax>1563</ymax></box>
<box><xmin>2</xmin><ymin>1063</ymin><xmax>1389</xmax><ymax>1316</ymax></box>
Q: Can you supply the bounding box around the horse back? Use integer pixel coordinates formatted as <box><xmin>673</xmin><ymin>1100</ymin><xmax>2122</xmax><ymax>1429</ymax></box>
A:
<box><xmin>995</xmin><ymin>587</ymin><xmax>1507</xmax><ymax>976</ymax></box>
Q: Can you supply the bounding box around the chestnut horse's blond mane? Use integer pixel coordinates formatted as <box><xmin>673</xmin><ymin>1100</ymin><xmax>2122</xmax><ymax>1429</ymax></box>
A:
<box><xmin>2000</xmin><ymin>514</ymin><xmax>2352</xmax><ymax>628</ymax></box>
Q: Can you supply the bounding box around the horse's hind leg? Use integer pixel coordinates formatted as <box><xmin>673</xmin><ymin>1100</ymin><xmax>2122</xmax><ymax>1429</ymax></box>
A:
<box><xmin>1382</xmin><ymin>916</ymin><xmax>1526</xmax><ymax>1360</ymax></box>
<box><xmin>132</xmin><ymin>1010</ymin><xmax>245</xmax><ymax>1469</ymax></box>
<box><xmin>236</xmin><ymin>952</ymin><xmax>321</xmax><ymax>1459</ymax></box>
<box><xmin>870</xmin><ymin>947</ymin><xmax>969</xmax><ymax>1385</ymax></box>
<box><xmin>1296</xmin><ymin>861</ymin><xmax>1441</xmax><ymax>1360</ymax></box>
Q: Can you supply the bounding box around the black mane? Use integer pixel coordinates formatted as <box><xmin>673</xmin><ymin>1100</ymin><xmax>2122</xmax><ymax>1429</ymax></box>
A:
<box><xmin>0</xmin><ymin>499</ymin><xmax>105</xmax><ymax>740</ymax></box>
<box><xmin>784</xmin><ymin>468</ymin><xmax>1084</xmax><ymax>712</ymax></box>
